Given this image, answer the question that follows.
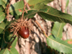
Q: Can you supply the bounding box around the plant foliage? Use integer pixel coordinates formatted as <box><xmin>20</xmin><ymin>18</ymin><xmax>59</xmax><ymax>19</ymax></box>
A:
<box><xmin>0</xmin><ymin>0</ymin><xmax>72</xmax><ymax>54</ymax></box>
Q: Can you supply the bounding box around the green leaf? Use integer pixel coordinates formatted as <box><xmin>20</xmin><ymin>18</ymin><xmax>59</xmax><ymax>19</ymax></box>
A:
<box><xmin>52</xmin><ymin>22</ymin><xmax>65</xmax><ymax>38</ymax></box>
<box><xmin>10</xmin><ymin>0</ymin><xmax>24</xmax><ymax>15</ymax></box>
<box><xmin>66</xmin><ymin>0</ymin><xmax>69</xmax><ymax>8</ymax></box>
<box><xmin>65</xmin><ymin>0</ymin><xmax>69</xmax><ymax>13</ymax></box>
<box><xmin>47</xmin><ymin>36</ymin><xmax>72</xmax><ymax>53</ymax></box>
<box><xmin>0</xmin><ymin>0</ymin><xmax>5</xmax><ymax>5</ymax></box>
<box><xmin>28</xmin><ymin>0</ymin><xmax>53</xmax><ymax>6</ymax></box>
<box><xmin>42</xmin><ymin>0</ymin><xmax>54</xmax><ymax>4</ymax></box>
<box><xmin>11</xmin><ymin>9</ymin><xmax>37</xmax><ymax>19</ymax></box>
<box><xmin>24</xmin><ymin>10</ymin><xmax>38</xmax><ymax>18</ymax></box>
<box><xmin>0</xmin><ymin>48</ymin><xmax>10</xmax><ymax>54</ymax></box>
<box><xmin>2</xmin><ymin>0</ymin><xmax>7</xmax><ymax>4</ymax></box>
<box><xmin>0</xmin><ymin>20</ymin><xmax>9</xmax><ymax>33</ymax></box>
<box><xmin>0</xmin><ymin>21</ymin><xmax>10</xmax><ymax>48</ymax></box>
<box><xmin>34</xmin><ymin>3</ymin><xmax>48</xmax><ymax>10</ymax></box>
<box><xmin>0</xmin><ymin>12</ymin><xmax>5</xmax><ymax>23</ymax></box>
<box><xmin>0</xmin><ymin>0</ymin><xmax>7</xmax><ymax>8</ymax></box>
<box><xmin>15</xmin><ymin>10</ymin><xmax>22</xmax><ymax>15</ymax></box>
<box><xmin>1</xmin><ymin>35</ymin><xmax>8</xmax><ymax>49</ymax></box>
<box><xmin>0</xmin><ymin>34</ymin><xmax>6</xmax><ymax>49</ymax></box>
<box><xmin>9</xmin><ymin>48</ymin><xmax>19</xmax><ymax>54</ymax></box>
<box><xmin>0</xmin><ymin>7</ymin><xmax>3</xmax><ymax>12</ymax></box>
<box><xmin>0</xmin><ymin>22</ymin><xmax>6</xmax><ymax>33</ymax></box>
<box><xmin>38</xmin><ymin>6</ymin><xmax>72</xmax><ymax>24</ymax></box>
<box><xmin>9</xmin><ymin>1</ymin><xmax>38</xmax><ymax>17</ymax></box>
<box><xmin>9</xmin><ymin>37</ymin><xmax>18</xmax><ymax>54</ymax></box>
<box><xmin>11</xmin><ymin>37</ymin><xmax>17</xmax><ymax>48</ymax></box>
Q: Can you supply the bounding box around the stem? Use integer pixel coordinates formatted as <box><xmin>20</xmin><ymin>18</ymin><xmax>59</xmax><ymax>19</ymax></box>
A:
<box><xmin>21</xmin><ymin>0</ymin><xmax>25</xmax><ymax>20</ymax></box>
<box><xmin>26</xmin><ymin>3</ymin><xmax>30</xmax><ymax>10</ymax></box>
<box><xmin>6</xmin><ymin>0</ymin><xmax>12</xmax><ymax>21</ymax></box>
<box><xmin>21</xmin><ymin>0</ymin><xmax>28</xmax><ymax>20</ymax></box>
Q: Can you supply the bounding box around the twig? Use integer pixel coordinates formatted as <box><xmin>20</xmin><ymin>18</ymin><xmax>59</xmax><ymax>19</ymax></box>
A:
<box><xmin>21</xmin><ymin>0</ymin><xmax>28</xmax><ymax>20</ymax></box>
<box><xmin>26</xmin><ymin>3</ymin><xmax>30</xmax><ymax>10</ymax></box>
<box><xmin>6</xmin><ymin>0</ymin><xmax>12</xmax><ymax>21</ymax></box>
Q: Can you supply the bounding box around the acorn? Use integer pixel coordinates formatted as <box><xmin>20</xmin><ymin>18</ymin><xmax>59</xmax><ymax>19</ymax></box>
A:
<box><xmin>18</xmin><ymin>26</ymin><xmax>29</xmax><ymax>39</ymax></box>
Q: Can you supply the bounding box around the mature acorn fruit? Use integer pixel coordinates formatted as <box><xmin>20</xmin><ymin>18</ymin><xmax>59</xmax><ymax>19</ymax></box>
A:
<box><xmin>18</xmin><ymin>26</ymin><xmax>29</xmax><ymax>39</ymax></box>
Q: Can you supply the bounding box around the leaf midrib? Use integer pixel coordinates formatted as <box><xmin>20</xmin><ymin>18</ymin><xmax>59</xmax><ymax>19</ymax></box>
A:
<box><xmin>57</xmin><ymin>24</ymin><xmax>62</xmax><ymax>37</ymax></box>
<box><xmin>3</xmin><ymin>48</ymin><xmax>7</xmax><ymax>54</ymax></box>
<box><xmin>48</xmin><ymin>37</ymin><xmax>72</xmax><ymax>49</ymax></box>
<box><xmin>39</xmin><ymin>11</ymin><xmax>72</xmax><ymax>23</ymax></box>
